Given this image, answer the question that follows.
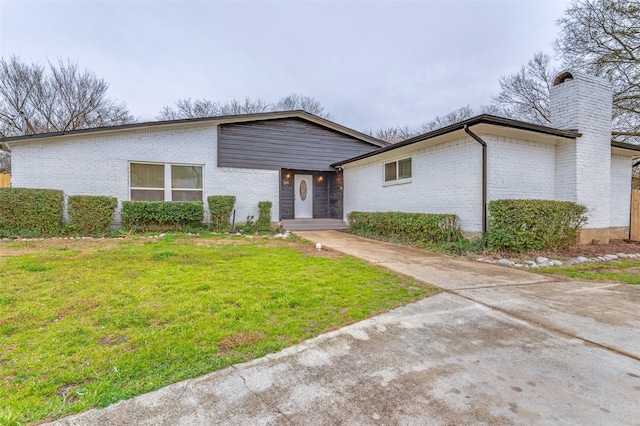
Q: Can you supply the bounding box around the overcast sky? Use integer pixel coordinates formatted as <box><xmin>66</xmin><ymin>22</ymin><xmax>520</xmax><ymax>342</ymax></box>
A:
<box><xmin>1</xmin><ymin>0</ymin><xmax>570</xmax><ymax>132</ymax></box>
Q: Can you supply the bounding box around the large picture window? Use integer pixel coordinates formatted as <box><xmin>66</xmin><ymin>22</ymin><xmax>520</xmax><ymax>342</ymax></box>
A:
<box><xmin>384</xmin><ymin>158</ymin><xmax>412</xmax><ymax>183</ymax></box>
<box><xmin>130</xmin><ymin>163</ymin><xmax>203</xmax><ymax>201</ymax></box>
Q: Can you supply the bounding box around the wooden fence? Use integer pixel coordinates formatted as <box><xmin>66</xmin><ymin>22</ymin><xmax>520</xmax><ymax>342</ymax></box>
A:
<box><xmin>0</xmin><ymin>173</ymin><xmax>10</xmax><ymax>188</ymax></box>
<box><xmin>632</xmin><ymin>189</ymin><xmax>640</xmax><ymax>241</ymax></box>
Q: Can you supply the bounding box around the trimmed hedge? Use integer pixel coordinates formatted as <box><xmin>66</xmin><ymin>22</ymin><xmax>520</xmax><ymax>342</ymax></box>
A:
<box><xmin>347</xmin><ymin>211</ymin><xmax>463</xmax><ymax>246</ymax></box>
<box><xmin>257</xmin><ymin>201</ymin><xmax>273</xmax><ymax>229</ymax></box>
<box><xmin>208</xmin><ymin>195</ymin><xmax>236</xmax><ymax>231</ymax></box>
<box><xmin>68</xmin><ymin>195</ymin><xmax>117</xmax><ymax>236</ymax></box>
<box><xmin>121</xmin><ymin>201</ymin><xmax>204</xmax><ymax>231</ymax></box>
<box><xmin>487</xmin><ymin>199</ymin><xmax>588</xmax><ymax>252</ymax></box>
<box><xmin>0</xmin><ymin>188</ymin><xmax>64</xmax><ymax>236</ymax></box>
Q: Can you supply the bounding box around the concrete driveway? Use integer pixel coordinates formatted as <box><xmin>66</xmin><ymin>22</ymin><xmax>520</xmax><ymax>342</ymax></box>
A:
<box><xmin>49</xmin><ymin>231</ymin><xmax>640</xmax><ymax>425</ymax></box>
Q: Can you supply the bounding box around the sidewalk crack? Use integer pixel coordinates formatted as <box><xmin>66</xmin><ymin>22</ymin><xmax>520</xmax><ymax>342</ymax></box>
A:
<box><xmin>232</xmin><ymin>366</ymin><xmax>295</xmax><ymax>424</ymax></box>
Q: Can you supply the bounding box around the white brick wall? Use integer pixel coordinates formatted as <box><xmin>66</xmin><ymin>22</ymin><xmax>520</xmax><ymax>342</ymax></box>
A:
<box><xmin>344</xmin><ymin>132</ymin><xmax>562</xmax><ymax>234</ymax></box>
<box><xmin>10</xmin><ymin>123</ymin><xmax>279</xmax><ymax>224</ymax></box>
<box><xmin>344</xmin><ymin>136</ymin><xmax>483</xmax><ymax>233</ymax></box>
<box><xmin>610</xmin><ymin>154</ymin><xmax>632</xmax><ymax>227</ymax></box>
<box><xmin>554</xmin><ymin>140</ymin><xmax>577</xmax><ymax>201</ymax></box>
<box><xmin>485</xmin><ymin>134</ymin><xmax>556</xmax><ymax>201</ymax></box>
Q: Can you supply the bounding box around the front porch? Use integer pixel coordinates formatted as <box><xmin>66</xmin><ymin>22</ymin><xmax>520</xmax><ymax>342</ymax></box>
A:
<box><xmin>279</xmin><ymin>169</ymin><xmax>343</xmax><ymax>220</ymax></box>
<box><xmin>280</xmin><ymin>218</ymin><xmax>347</xmax><ymax>231</ymax></box>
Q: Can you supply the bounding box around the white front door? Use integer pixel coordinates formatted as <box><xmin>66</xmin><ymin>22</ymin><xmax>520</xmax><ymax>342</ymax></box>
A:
<box><xmin>294</xmin><ymin>174</ymin><xmax>313</xmax><ymax>218</ymax></box>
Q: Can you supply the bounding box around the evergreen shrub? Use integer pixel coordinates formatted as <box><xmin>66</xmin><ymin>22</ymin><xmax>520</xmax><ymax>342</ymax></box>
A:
<box><xmin>122</xmin><ymin>201</ymin><xmax>204</xmax><ymax>231</ymax></box>
<box><xmin>347</xmin><ymin>211</ymin><xmax>462</xmax><ymax>247</ymax></box>
<box><xmin>207</xmin><ymin>196</ymin><xmax>236</xmax><ymax>231</ymax></box>
<box><xmin>487</xmin><ymin>199</ymin><xmax>588</xmax><ymax>252</ymax></box>
<box><xmin>0</xmin><ymin>188</ymin><xmax>64</xmax><ymax>236</ymax></box>
<box><xmin>68</xmin><ymin>195</ymin><xmax>117</xmax><ymax>236</ymax></box>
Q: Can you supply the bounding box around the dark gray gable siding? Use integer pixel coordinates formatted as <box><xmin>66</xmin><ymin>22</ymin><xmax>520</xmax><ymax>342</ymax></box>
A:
<box><xmin>218</xmin><ymin>118</ymin><xmax>378</xmax><ymax>171</ymax></box>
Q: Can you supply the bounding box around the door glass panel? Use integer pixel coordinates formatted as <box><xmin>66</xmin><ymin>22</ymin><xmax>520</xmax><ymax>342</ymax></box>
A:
<box><xmin>299</xmin><ymin>180</ymin><xmax>307</xmax><ymax>201</ymax></box>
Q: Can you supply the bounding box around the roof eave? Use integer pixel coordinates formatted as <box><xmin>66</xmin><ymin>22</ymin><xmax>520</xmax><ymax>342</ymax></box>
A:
<box><xmin>332</xmin><ymin>115</ymin><xmax>581</xmax><ymax>167</ymax></box>
<box><xmin>611</xmin><ymin>141</ymin><xmax>640</xmax><ymax>155</ymax></box>
<box><xmin>0</xmin><ymin>110</ymin><xmax>388</xmax><ymax>148</ymax></box>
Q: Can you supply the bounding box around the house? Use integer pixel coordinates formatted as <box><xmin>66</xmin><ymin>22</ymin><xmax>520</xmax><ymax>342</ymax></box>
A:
<box><xmin>1</xmin><ymin>70</ymin><xmax>638</xmax><ymax>243</ymax></box>
<box><xmin>0</xmin><ymin>111</ymin><xmax>387</xmax><ymax>224</ymax></box>
<box><xmin>333</xmin><ymin>70</ymin><xmax>640</xmax><ymax>244</ymax></box>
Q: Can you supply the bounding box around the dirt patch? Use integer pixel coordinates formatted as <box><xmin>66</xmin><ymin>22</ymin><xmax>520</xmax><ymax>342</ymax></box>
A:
<box><xmin>218</xmin><ymin>331</ymin><xmax>265</xmax><ymax>353</ymax></box>
<box><xmin>0</xmin><ymin>237</ymin><xmax>133</xmax><ymax>257</ymax></box>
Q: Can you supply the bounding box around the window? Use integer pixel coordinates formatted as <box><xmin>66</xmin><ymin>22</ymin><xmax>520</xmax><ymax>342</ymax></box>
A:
<box><xmin>130</xmin><ymin>163</ymin><xmax>203</xmax><ymax>201</ymax></box>
<box><xmin>384</xmin><ymin>158</ymin><xmax>412</xmax><ymax>183</ymax></box>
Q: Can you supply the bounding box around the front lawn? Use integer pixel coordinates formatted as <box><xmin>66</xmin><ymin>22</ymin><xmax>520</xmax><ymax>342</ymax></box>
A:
<box><xmin>540</xmin><ymin>259</ymin><xmax>640</xmax><ymax>284</ymax></box>
<box><xmin>0</xmin><ymin>235</ymin><xmax>437</xmax><ymax>425</ymax></box>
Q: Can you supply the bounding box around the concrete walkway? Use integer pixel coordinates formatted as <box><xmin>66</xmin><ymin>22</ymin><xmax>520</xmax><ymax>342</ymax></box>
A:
<box><xmin>49</xmin><ymin>231</ymin><xmax>640</xmax><ymax>425</ymax></box>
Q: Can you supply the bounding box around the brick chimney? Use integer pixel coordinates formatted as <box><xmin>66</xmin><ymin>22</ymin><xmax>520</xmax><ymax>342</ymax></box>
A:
<box><xmin>550</xmin><ymin>70</ymin><xmax>613</xmax><ymax>244</ymax></box>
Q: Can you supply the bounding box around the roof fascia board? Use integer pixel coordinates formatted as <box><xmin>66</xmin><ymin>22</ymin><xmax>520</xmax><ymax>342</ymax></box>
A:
<box><xmin>0</xmin><ymin>110</ymin><xmax>387</xmax><ymax>149</ymax></box>
<box><xmin>611</xmin><ymin>141</ymin><xmax>640</xmax><ymax>155</ymax></box>
<box><xmin>332</xmin><ymin>114</ymin><xmax>581</xmax><ymax>167</ymax></box>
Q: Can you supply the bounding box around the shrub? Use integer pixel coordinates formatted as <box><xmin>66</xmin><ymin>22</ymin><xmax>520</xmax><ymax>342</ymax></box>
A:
<box><xmin>486</xmin><ymin>199</ymin><xmax>588</xmax><ymax>252</ymax></box>
<box><xmin>121</xmin><ymin>201</ymin><xmax>204</xmax><ymax>231</ymax></box>
<box><xmin>68</xmin><ymin>195</ymin><xmax>117</xmax><ymax>236</ymax></box>
<box><xmin>0</xmin><ymin>188</ymin><xmax>64</xmax><ymax>236</ymax></box>
<box><xmin>257</xmin><ymin>201</ymin><xmax>273</xmax><ymax>229</ymax></box>
<box><xmin>347</xmin><ymin>211</ymin><xmax>463</xmax><ymax>247</ymax></box>
<box><xmin>207</xmin><ymin>196</ymin><xmax>236</xmax><ymax>231</ymax></box>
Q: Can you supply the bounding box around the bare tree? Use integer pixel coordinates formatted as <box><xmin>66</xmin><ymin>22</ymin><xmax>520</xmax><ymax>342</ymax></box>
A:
<box><xmin>274</xmin><ymin>93</ymin><xmax>331</xmax><ymax>118</ymax></box>
<box><xmin>0</xmin><ymin>56</ymin><xmax>43</xmax><ymax>136</ymax></box>
<box><xmin>371</xmin><ymin>104</ymin><xmax>502</xmax><ymax>144</ymax></box>
<box><xmin>217</xmin><ymin>97</ymin><xmax>271</xmax><ymax>115</ymax></box>
<box><xmin>492</xmin><ymin>52</ymin><xmax>556</xmax><ymax>125</ymax></box>
<box><xmin>0</xmin><ymin>150</ymin><xmax>10</xmax><ymax>173</ymax></box>
<box><xmin>555</xmin><ymin>0</ymin><xmax>640</xmax><ymax>140</ymax></box>
<box><xmin>492</xmin><ymin>1</ymin><xmax>640</xmax><ymax>141</ymax></box>
<box><xmin>157</xmin><ymin>98</ymin><xmax>219</xmax><ymax>121</ymax></box>
<box><xmin>0</xmin><ymin>56</ymin><xmax>133</xmax><ymax>137</ymax></box>
<box><xmin>0</xmin><ymin>56</ymin><xmax>134</xmax><ymax>173</ymax></box>
<box><xmin>369</xmin><ymin>126</ymin><xmax>418</xmax><ymax>143</ymax></box>
<box><xmin>419</xmin><ymin>105</ymin><xmax>478</xmax><ymax>132</ymax></box>
<box><xmin>158</xmin><ymin>93</ymin><xmax>331</xmax><ymax>120</ymax></box>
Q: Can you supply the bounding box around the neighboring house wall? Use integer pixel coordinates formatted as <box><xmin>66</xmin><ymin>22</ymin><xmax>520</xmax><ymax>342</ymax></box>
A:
<box><xmin>610</xmin><ymin>154</ymin><xmax>632</xmax><ymax>238</ymax></box>
<box><xmin>9</xmin><ymin>123</ymin><xmax>279</xmax><ymax>224</ymax></box>
<box><xmin>219</xmin><ymin>118</ymin><xmax>378</xmax><ymax>171</ymax></box>
<box><xmin>343</xmin><ymin>136</ymin><xmax>483</xmax><ymax>233</ymax></box>
<box><xmin>0</xmin><ymin>173</ymin><xmax>9</xmax><ymax>188</ymax></box>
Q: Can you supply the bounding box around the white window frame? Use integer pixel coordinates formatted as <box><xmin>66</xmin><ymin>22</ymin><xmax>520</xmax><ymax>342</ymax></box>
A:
<box><xmin>383</xmin><ymin>157</ymin><xmax>412</xmax><ymax>186</ymax></box>
<box><xmin>129</xmin><ymin>162</ymin><xmax>204</xmax><ymax>201</ymax></box>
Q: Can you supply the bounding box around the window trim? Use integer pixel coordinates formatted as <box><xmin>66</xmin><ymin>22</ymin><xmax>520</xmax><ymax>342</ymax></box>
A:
<box><xmin>383</xmin><ymin>157</ymin><xmax>412</xmax><ymax>186</ymax></box>
<box><xmin>129</xmin><ymin>161</ymin><xmax>204</xmax><ymax>201</ymax></box>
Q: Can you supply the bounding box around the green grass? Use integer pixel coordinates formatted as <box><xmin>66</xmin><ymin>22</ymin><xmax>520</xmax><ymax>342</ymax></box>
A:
<box><xmin>541</xmin><ymin>259</ymin><xmax>640</xmax><ymax>284</ymax></box>
<box><xmin>0</xmin><ymin>235</ymin><xmax>437</xmax><ymax>424</ymax></box>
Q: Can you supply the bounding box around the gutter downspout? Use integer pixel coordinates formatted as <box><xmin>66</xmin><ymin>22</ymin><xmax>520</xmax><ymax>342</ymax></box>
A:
<box><xmin>464</xmin><ymin>125</ymin><xmax>487</xmax><ymax>234</ymax></box>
